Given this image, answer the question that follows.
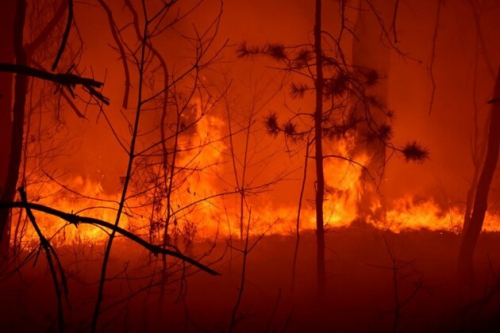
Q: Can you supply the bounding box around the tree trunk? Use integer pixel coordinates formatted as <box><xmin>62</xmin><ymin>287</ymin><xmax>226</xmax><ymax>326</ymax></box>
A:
<box><xmin>314</xmin><ymin>0</ymin><xmax>326</xmax><ymax>296</ymax></box>
<box><xmin>0</xmin><ymin>0</ymin><xmax>17</xmax><ymax>262</ymax></box>
<box><xmin>351</xmin><ymin>0</ymin><xmax>391</xmax><ymax>223</ymax></box>
<box><xmin>0</xmin><ymin>1</ymin><xmax>69</xmax><ymax>262</ymax></box>
<box><xmin>458</xmin><ymin>67</ymin><xmax>500</xmax><ymax>284</ymax></box>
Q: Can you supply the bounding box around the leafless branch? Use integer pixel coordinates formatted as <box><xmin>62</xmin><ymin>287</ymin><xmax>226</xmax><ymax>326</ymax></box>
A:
<box><xmin>0</xmin><ymin>199</ymin><xmax>219</xmax><ymax>276</ymax></box>
<box><xmin>18</xmin><ymin>187</ymin><xmax>70</xmax><ymax>333</ymax></box>
<box><xmin>428</xmin><ymin>0</ymin><xmax>442</xmax><ymax>115</ymax></box>
<box><xmin>98</xmin><ymin>0</ymin><xmax>131</xmax><ymax>109</ymax></box>
<box><xmin>0</xmin><ymin>62</ymin><xmax>109</xmax><ymax>105</ymax></box>
<box><xmin>51</xmin><ymin>0</ymin><xmax>73</xmax><ymax>71</ymax></box>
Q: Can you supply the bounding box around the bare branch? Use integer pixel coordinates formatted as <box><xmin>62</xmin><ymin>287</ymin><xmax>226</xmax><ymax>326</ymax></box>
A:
<box><xmin>428</xmin><ymin>0</ymin><xmax>442</xmax><ymax>115</ymax></box>
<box><xmin>0</xmin><ymin>62</ymin><xmax>109</xmax><ymax>105</ymax></box>
<box><xmin>0</xmin><ymin>200</ymin><xmax>220</xmax><ymax>276</ymax></box>
<box><xmin>98</xmin><ymin>0</ymin><xmax>130</xmax><ymax>109</ymax></box>
<box><xmin>51</xmin><ymin>0</ymin><xmax>73</xmax><ymax>71</ymax></box>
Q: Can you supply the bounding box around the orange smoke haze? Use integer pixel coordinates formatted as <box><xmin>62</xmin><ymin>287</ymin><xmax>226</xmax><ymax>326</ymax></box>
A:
<box><xmin>14</xmin><ymin>0</ymin><xmax>500</xmax><ymax>247</ymax></box>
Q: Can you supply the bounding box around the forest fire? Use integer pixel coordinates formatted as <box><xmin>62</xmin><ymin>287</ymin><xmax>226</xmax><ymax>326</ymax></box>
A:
<box><xmin>14</xmin><ymin>123</ymin><xmax>500</xmax><ymax>248</ymax></box>
<box><xmin>19</xmin><ymin>172</ymin><xmax>500</xmax><ymax>249</ymax></box>
<box><xmin>3</xmin><ymin>0</ymin><xmax>500</xmax><ymax>332</ymax></box>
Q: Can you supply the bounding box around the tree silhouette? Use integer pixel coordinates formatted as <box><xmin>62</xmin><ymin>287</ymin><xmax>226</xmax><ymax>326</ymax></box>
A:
<box><xmin>238</xmin><ymin>0</ymin><xmax>428</xmax><ymax>295</ymax></box>
<box><xmin>0</xmin><ymin>0</ymin><xmax>109</xmax><ymax>263</ymax></box>
<box><xmin>0</xmin><ymin>1</ymin><xmax>224</xmax><ymax>330</ymax></box>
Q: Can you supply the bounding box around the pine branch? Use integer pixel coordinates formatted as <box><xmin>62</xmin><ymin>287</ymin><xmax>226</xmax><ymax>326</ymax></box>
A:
<box><xmin>401</xmin><ymin>141</ymin><xmax>429</xmax><ymax>163</ymax></box>
<box><xmin>290</xmin><ymin>82</ymin><xmax>309</xmax><ymax>99</ymax></box>
<box><xmin>264</xmin><ymin>111</ymin><xmax>281</xmax><ymax>136</ymax></box>
<box><xmin>265</xmin><ymin>43</ymin><xmax>287</xmax><ymax>61</ymax></box>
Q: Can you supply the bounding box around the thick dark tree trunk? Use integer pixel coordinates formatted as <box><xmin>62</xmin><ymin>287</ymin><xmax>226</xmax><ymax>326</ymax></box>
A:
<box><xmin>314</xmin><ymin>0</ymin><xmax>326</xmax><ymax>296</ymax></box>
<box><xmin>458</xmin><ymin>67</ymin><xmax>500</xmax><ymax>284</ymax></box>
<box><xmin>0</xmin><ymin>0</ymin><xmax>18</xmax><ymax>262</ymax></box>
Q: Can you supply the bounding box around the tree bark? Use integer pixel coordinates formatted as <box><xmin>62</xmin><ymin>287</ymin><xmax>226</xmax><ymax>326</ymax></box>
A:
<box><xmin>0</xmin><ymin>0</ymin><xmax>25</xmax><ymax>262</ymax></box>
<box><xmin>314</xmin><ymin>0</ymin><xmax>326</xmax><ymax>296</ymax></box>
<box><xmin>0</xmin><ymin>3</ymin><xmax>15</xmax><ymax>193</ymax></box>
<box><xmin>458</xmin><ymin>67</ymin><xmax>500</xmax><ymax>284</ymax></box>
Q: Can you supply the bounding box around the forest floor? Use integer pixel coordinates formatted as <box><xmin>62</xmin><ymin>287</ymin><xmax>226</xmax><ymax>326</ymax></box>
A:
<box><xmin>1</xmin><ymin>225</ymin><xmax>500</xmax><ymax>332</ymax></box>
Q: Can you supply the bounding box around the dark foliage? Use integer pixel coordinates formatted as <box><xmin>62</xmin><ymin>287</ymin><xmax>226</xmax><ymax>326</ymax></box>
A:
<box><xmin>324</xmin><ymin>71</ymin><xmax>350</xmax><ymax>98</ymax></box>
<box><xmin>293</xmin><ymin>48</ymin><xmax>313</xmax><ymax>68</ymax></box>
<box><xmin>361</xmin><ymin>68</ymin><xmax>380</xmax><ymax>87</ymax></box>
<box><xmin>264</xmin><ymin>111</ymin><xmax>281</xmax><ymax>136</ymax></box>
<box><xmin>284</xmin><ymin>121</ymin><xmax>297</xmax><ymax>136</ymax></box>
<box><xmin>366</xmin><ymin>122</ymin><xmax>393</xmax><ymax>142</ymax></box>
<box><xmin>265</xmin><ymin>43</ymin><xmax>287</xmax><ymax>61</ymax></box>
<box><xmin>402</xmin><ymin>141</ymin><xmax>430</xmax><ymax>163</ymax></box>
<box><xmin>290</xmin><ymin>82</ymin><xmax>309</xmax><ymax>99</ymax></box>
<box><xmin>236</xmin><ymin>42</ymin><xmax>261</xmax><ymax>58</ymax></box>
<box><xmin>238</xmin><ymin>38</ymin><xmax>429</xmax><ymax>168</ymax></box>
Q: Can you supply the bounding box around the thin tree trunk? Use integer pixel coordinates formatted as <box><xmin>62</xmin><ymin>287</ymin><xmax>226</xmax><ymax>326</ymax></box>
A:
<box><xmin>314</xmin><ymin>0</ymin><xmax>326</xmax><ymax>296</ymax></box>
<box><xmin>0</xmin><ymin>0</ymin><xmax>27</xmax><ymax>262</ymax></box>
<box><xmin>92</xmin><ymin>9</ymin><xmax>149</xmax><ymax>331</ymax></box>
<box><xmin>458</xmin><ymin>67</ymin><xmax>500</xmax><ymax>284</ymax></box>
<box><xmin>1</xmin><ymin>0</ymin><xmax>71</xmax><ymax>263</ymax></box>
<box><xmin>291</xmin><ymin>139</ymin><xmax>311</xmax><ymax>297</ymax></box>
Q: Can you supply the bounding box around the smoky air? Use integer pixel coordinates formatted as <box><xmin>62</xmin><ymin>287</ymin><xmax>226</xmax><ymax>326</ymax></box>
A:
<box><xmin>0</xmin><ymin>0</ymin><xmax>499</xmax><ymax>332</ymax></box>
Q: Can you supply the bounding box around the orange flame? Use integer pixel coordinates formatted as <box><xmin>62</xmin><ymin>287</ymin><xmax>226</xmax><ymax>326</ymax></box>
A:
<box><xmin>13</xmin><ymin>110</ymin><xmax>500</xmax><ymax>248</ymax></box>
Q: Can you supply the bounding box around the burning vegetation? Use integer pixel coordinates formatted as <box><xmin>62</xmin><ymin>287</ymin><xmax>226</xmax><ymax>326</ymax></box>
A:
<box><xmin>1</xmin><ymin>0</ymin><xmax>500</xmax><ymax>332</ymax></box>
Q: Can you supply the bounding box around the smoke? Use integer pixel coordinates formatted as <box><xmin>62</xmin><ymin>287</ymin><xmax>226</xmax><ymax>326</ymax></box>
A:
<box><xmin>33</xmin><ymin>0</ymin><xmax>500</xmax><ymax>221</ymax></box>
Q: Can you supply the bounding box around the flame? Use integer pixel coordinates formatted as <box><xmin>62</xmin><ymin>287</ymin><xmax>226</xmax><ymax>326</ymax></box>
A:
<box><xmin>12</xmin><ymin>108</ymin><xmax>500</xmax><ymax>249</ymax></box>
<box><xmin>11</xmin><ymin>176</ymin><xmax>128</xmax><ymax>246</ymax></box>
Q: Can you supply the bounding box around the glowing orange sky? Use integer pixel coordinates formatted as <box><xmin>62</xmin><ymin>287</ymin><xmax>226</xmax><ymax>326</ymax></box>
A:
<box><xmin>68</xmin><ymin>0</ymin><xmax>500</xmax><ymax>201</ymax></box>
<box><xmin>20</xmin><ymin>0</ymin><xmax>500</xmax><ymax>243</ymax></box>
